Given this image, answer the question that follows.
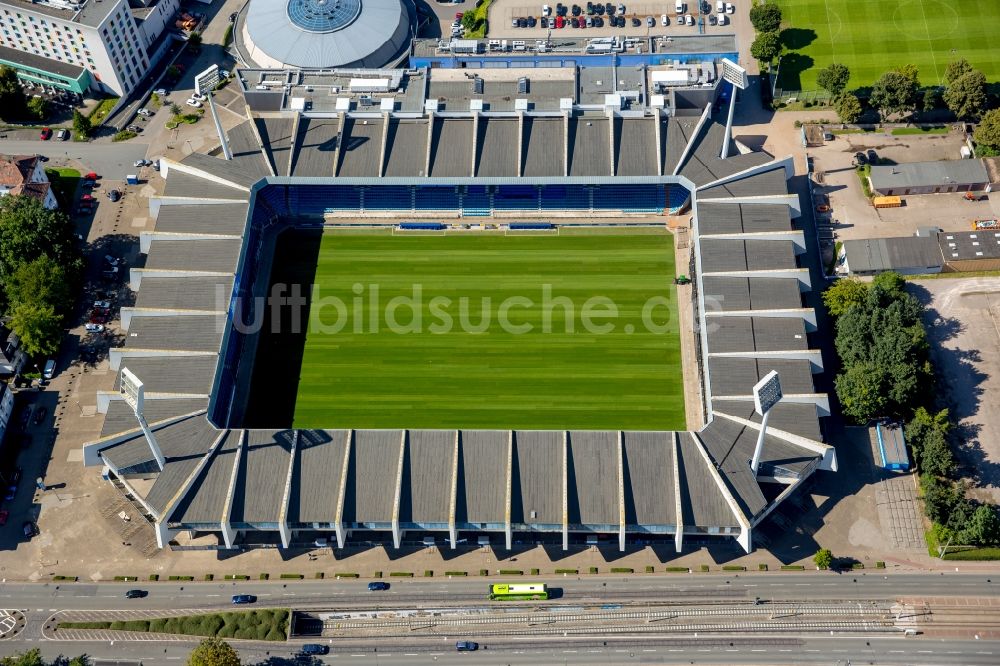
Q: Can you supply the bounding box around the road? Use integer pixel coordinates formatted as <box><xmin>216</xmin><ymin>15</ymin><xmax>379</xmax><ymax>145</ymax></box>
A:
<box><xmin>0</xmin><ymin>140</ymin><xmax>151</xmax><ymax>179</ymax></box>
<box><xmin>0</xmin><ymin>573</ymin><xmax>998</xmax><ymax>664</ymax></box>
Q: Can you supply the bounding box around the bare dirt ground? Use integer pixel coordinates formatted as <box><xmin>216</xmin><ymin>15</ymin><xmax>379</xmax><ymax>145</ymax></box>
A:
<box><xmin>912</xmin><ymin>277</ymin><xmax>1000</xmax><ymax>506</ymax></box>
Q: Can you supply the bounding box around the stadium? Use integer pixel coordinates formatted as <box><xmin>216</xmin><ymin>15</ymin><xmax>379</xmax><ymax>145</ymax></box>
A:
<box><xmin>84</xmin><ymin>36</ymin><xmax>836</xmax><ymax>556</ymax></box>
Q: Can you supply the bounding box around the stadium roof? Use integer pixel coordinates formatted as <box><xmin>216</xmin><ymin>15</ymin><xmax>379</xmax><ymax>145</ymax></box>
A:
<box><xmin>84</xmin><ymin>64</ymin><xmax>835</xmax><ymax>554</ymax></box>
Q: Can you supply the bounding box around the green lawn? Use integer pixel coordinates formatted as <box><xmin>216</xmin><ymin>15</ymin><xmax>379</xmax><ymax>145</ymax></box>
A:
<box><xmin>775</xmin><ymin>0</ymin><xmax>1000</xmax><ymax>91</ymax></box>
<box><xmin>44</xmin><ymin>167</ymin><xmax>80</xmax><ymax>209</ymax></box>
<box><xmin>293</xmin><ymin>232</ymin><xmax>685</xmax><ymax>431</ymax></box>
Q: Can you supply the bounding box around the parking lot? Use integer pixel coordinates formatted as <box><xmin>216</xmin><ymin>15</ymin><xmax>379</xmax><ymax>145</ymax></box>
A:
<box><xmin>913</xmin><ymin>277</ymin><xmax>1000</xmax><ymax>506</ymax></box>
<box><xmin>487</xmin><ymin>0</ymin><xmax>739</xmax><ymax>38</ymax></box>
<box><xmin>808</xmin><ymin>128</ymin><xmax>1000</xmax><ymax>243</ymax></box>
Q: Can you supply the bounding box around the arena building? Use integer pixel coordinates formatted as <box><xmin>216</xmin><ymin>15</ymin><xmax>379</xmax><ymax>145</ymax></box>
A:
<box><xmin>83</xmin><ymin>53</ymin><xmax>836</xmax><ymax>556</ymax></box>
<box><xmin>236</xmin><ymin>0</ymin><xmax>413</xmax><ymax>70</ymax></box>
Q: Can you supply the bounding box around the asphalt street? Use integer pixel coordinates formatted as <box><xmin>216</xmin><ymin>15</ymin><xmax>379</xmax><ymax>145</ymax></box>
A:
<box><xmin>0</xmin><ymin>573</ymin><xmax>997</xmax><ymax>664</ymax></box>
<box><xmin>0</xmin><ymin>140</ymin><xmax>151</xmax><ymax>179</ymax></box>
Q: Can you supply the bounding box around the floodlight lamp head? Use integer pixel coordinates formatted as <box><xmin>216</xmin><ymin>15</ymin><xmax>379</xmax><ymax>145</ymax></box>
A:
<box><xmin>753</xmin><ymin>370</ymin><xmax>782</xmax><ymax>416</ymax></box>
<box><xmin>120</xmin><ymin>367</ymin><xmax>144</xmax><ymax>414</ymax></box>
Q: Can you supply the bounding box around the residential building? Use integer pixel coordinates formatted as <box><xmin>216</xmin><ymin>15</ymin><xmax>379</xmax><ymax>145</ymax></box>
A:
<box><xmin>868</xmin><ymin>159</ymin><xmax>990</xmax><ymax>196</ymax></box>
<box><xmin>0</xmin><ymin>381</ymin><xmax>13</xmax><ymax>447</ymax></box>
<box><xmin>0</xmin><ymin>0</ymin><xmax>181</xmax><ymax>97</ymax></box>
<box><xmin>0</xmin><ymin>154</ymin><xmax>58</xmax><ymax>209</ymax></box>
<box><xmin>0</xmin><ymin>327</ymin><xmax>26</xmax><ymax>377</ymax></box>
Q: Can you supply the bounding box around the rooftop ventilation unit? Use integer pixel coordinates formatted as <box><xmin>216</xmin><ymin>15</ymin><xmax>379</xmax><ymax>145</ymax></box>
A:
<box><xmin>472</xmin><ymin>77</ymin><xmax>484</xmax><ymax>95</ymax></box>
<box><xmin>517</xmin><ymin>77</ymin><xmax>529</xmax><ymax>95</ymax></box>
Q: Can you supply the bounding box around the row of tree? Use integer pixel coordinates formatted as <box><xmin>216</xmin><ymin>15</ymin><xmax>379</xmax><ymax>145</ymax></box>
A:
<box><xmin>0</xmin><ymin>66</ymin><xmax>50</xmax><ymax>122</ymax></box>
<box><xmin>0</xmin><ymin>195</ymin><xmax>81</xmax><ymax>357</ymax></box>
<box><xmin>815</xmin><ymin>59</ymin><xmax>992</xmax><ymax>124</ymax></box>
<box><xmin>823</xmin><ymin>273</ymin><xmax>1000</xmax><ymax>550</ymax></box>
<box><xmin>748</xmin><ymin>4</ymin><xmax>783</xmax><ymax>67</ymax></box>
<box><xmin>1</xmin><ymin>639</ymin><xmax>241</xmax><ymax>666</ymax></box>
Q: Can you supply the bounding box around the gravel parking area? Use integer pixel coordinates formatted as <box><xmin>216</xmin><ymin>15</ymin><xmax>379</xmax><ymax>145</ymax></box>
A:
<box><xmin>913</xmin><ymin>277</ymin><xmax>1000</xmax><ymax>505</ymax></box>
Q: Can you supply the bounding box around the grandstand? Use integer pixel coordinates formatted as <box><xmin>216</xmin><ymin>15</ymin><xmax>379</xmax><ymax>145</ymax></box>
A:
<box><xmin>84</xmin><ymin>56</ymin><xmax>835</xmax><ymax>555</ymax></box>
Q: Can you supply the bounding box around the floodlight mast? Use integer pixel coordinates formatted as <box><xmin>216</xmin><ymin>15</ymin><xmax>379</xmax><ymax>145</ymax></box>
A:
<box><xmin>750</xmin><ymin>370</ymin><xmax>782</xmax><ymax>476</ymax></box>
<box><xmin>119</xmin><ymin>367</ymin><xmax>166</xmax><ymax>471</ymax></box>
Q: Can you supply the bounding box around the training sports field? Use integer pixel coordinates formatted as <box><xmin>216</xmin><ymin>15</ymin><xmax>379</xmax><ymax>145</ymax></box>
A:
<box><xmin>293</xmin><ymin>231</ymin><xmax>685</xmax><ymax>431</ymax></box>
<box><xmin>775</xmin><ymin>0</ymin><xmax>1000</xmax><ymax>91</ymax></box>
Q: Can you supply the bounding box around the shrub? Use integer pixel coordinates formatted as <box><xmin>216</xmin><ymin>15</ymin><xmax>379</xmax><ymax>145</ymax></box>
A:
<box><xmin>645</xmin><ymin>566</ymin><xmax>654</xmax><ymax>573</ymax></box>
<box><xmin>610</xmin><ymin>567</ymin><xmax>633</xmax><ymax>574</ymax></box>
<box><xmin>224</xmin><ymin>575</ymin><xmax>249</xmax><ymax>580</ymax></box>
<box><xmin>423</xmin><ymin>570</ymin><xmax>434</xmax><ymax>577</ymax></box>
<box><xmin>780</xmin><ymin>565</ymin><xmax>805</xmax><ymax>571</ymax></box>
<box><xmin>852</xmin><ymin>563</ymin><xmax>865</xmax><ymax>570</ymax></box>
<box><xmin>149</xmin><ymin>574</ymin><xmax>159</xmax><ymax>581</ymax></box>
<box><xmin>813</xmin><ymin>548</ymin><xmax>834</xmax><ymax>570</ymax></box>
<box><xmin>58</xmin><ymin>621</ymin><xmax>112</xmax><ymax>630</ymax></box>
<box><xmin>666</xmin><ymin>566</ymin><xmax>689</xmax><ymax>573</ymax></box>
<box><xmin>942</xmin><ymin>547</ymin><xmax>1000</xmax><ymax>560</ymax></box>
<box><xmin>499</xmin><ymin>569</ymin><xmax>523</xmax><ymax>575</ymax></box>
<box><xmin>53</xmin><ymin>575</ymin><xmax>77</xmax><ymax>581</ymax></box>
<box><xmin>259</xmin><ymin>573</ymin><xmax>269</xmax><ymax>580</ymax></box>
<box><xmin>555</xmin><ymin>568</ymin><xmax>578</xmax><ymax>574</ymax></box>
<box><xmin>279</xmin><ymin>573</ymin><xmax>303</xmax><ymax>580</ymax></box>
<box><xmin>479</xmin><ymin>569</ymin><xmax>489</xmax><ymax>576</ymax></box>
<box><xmin>588</xmin><ymin>567</ymin><xmax>598</xmax><ymax>574</ymax></box>
<box><xmin>699</xmin><ymin>565</ymin><xmax>710</xmax><ymax>572</ymax></box>
<box><xmin>722</xmin><ymin>565</ymin><xmax>746</xmax><ymax>571</ymax></box>
<box><xmin>758</xmin><ymin>564</ymin><xmax>768</xmax><ymax>571</ymax></box>
<box><xmin>205</xmin><ymin>574</ymin><xmax>214</xmax><ymax>581</ymax></box>
<box><xmin>374</xmin><ymin>571</ymin><xmax>382</xmax><ymax>578</ymax></box>
<box><xmin>445</xmin><ymin>571</ymin><xmax>467</xmax><ymax>576</ymax></box>
<box><xmin>112</xmin><ymin>130</ymin><xmax>137</xmax><ymax>142</ymax></box>
<box><xmin>875</xmin><ymin>561</ymin><xmax>886</xmax><ymax>569</ymax></box>
<box><xmin>169</xmin><ymin>575</ymin><xmax>194</xmax><ymax>581</ymax></box>
<box><xmin>315</xmin><ymin>572</ymin><xmax>325</xmax><ymax>579</ymax></box>
<box><xmin>334</xmin><ymin>573</ymin><xmax>358</xmax><ymax>579</ymax></box>
<box><xmin>530</xmin><ymin>568</ymin><xmax>539</xmax><ymax>575</ymax></box>
<box><xmin>390</xmin><ymin>572</ymin><xmax>413</xmax><ymax>577</ymax></box>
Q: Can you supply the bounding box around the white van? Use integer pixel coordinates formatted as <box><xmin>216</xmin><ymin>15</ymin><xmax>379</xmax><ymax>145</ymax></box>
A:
<box><xmin>716</xmin><ymin>0</ymin><xmax>723</xmax><ymax>12</ymax></box>
<box><xmin>726</xmin><ymin>2</ymin><xmax>735</xmax><ymax>13</ymax></box>
<box><xmin>43</xmin><ymin>359</ymin><xmax>55</xmax><ymax>380</ymax></box>
<box><xmin>675</xmin><ymin>1</ymin><xmax>684</xmax><ymax>13</ymax></box>
<box><xmin>717</xmin><ymin>13</ymin><xmax>727</xmax><ymax>25</ymax></box>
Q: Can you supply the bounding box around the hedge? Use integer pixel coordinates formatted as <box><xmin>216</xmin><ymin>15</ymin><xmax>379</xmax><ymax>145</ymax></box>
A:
<box><xmin>758</xmin><ymin>564</ymin><xmax>768</xmax><ymax>571</ymax></box>
<box><xmin>315</xmin><ymin>572</ymin><xmax>325</xmax><ymax>579</ymax></box>
<box><xmin>610</xmin><ymin>567</ymin><xmax>633</xmax><ymax>574</ymax></box>
<box><xmin>224</xmin><ymin>575</ymin><xmax>249</xmax><ymax>580</ymax></box>
<box><xmin>499</xmin><ymin>569</ymin><xmax>522</xmax><ymax>575</ymax></box>
<box><xmin>279</xmin><ymin>574</ymin><xmax>303</xmax><ymax>580</ymax></box>
<box><xmin>588</xmin><ymin>567</ymin><xmax>598</xmax><ymax>574</ymax></box>
<box><xmin>149</xmin><ymin>574</ymin><xmax>159</xmax><ymax>581</ymax></box>
<box><xmin>60</xmin><ymin>609</ymin><xmax>290</xmax><ymax>641</ymax></box>
<box><xmin>423</xmin><ymin>571</ymin><xmax>434</xmax><ymax>577</ymax></box>
<box><xmin>943</xmin><ymin>547</ymin><xmax>1000</xmax><ymax>561</ymax></box>
<box><xmin>530</xmin><ymin>568</ymin><xmax>539</xmax><ymax>575</ymax></box>
<box><xmin>645</xmin><ymin>566</ymin><xmax>654</xmax><ymax>573</ymax></box>
<box><xmin>666</xmin><ymin>566</ymin><xmax>689</xmax><ymax>573</ymax></box>
<box><xmin>205</xmin><ymin>575</ymin><xmax>214</xmax><ymax>581</ymax></box>
<box><xmin>169</xmin><ymin>575</ymin><xmax>194</xmax><ymax>581</ymax></box>
<box><xmin>53</xmin><ymin>576</ymin><xmax>77</xmax><ymax>581</ymax></box>
<box><xmin>851</xmin><ymin>563</ymin><xmax>865</xmax><ymax>570</ymax></box>
<box><xmin>334</xmin><ymin>573</ymin><xmax>358</xmax><ymax>579</ymax></box>
<box><xmin>699</xmin><ymin>565</ymin><xmax>710</xmax><ymax>572</ymax></box>
<box><xmin>555</xmin><ymin>568</ymin><xmax>578</xmax><ymax>574</ymax></box>
<box><xmin>114</xmin><ymin>576</ymin><xmax>137</xmax><ymax>581</ymax></box>
<box><xmin>374</xmin><ymin>571</ymin><xmax>382</xmax><ymax>578</ymax></box>
<box><xmin>259</xmin><ymin>574</ymin><xmax>269</xmax><ymax>580</ymax></box>
<box><xmin>722</xmin><ymin>565</ymin><xmax>746</xmax><ymax>571</ymax></box>
<box><xmin>445</xmin><ymin>571</ymin><xmax>468</xmax><ymax>576</ymax></box>
<box><xmin>390</xmin><ymin>572</ymin><xmax>414</xmax><ymax>577</ymax></box>
<box><xmin>780</xmin><ymin>565</ymin><xmax>805</xmax><ymax>571</ymax></box>
<box><xmin>479</xmin><ymin>569</ymin><xmax>489</xmax><ymax>576</ymax></box>
<box><xmin>875</xmin><ymin>561</ymin><xmax>886</xmax><ymax>569</ymax></box>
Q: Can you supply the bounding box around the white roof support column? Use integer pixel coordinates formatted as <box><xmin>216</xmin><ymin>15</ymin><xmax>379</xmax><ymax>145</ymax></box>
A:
<box><xmin>672</xmin><ymin>432</ymin><xmax>684</xmax><ymax>553</ymax></box>
<box><xmin>449</xmin><ymin>430</ymin><xmax>460</xmax><ymax>549</ymax></box>
<box><xmin>505</xmin><ymin>430</ymin><xmax>513</xmax><ymax>551</ymax></box>
<box><xmin>470</xmin><ymin>112</ymin><xmax>480</xmax><ymax>176</ymax></box>
<box><xmin>617</xmin><ymin>431</ymin><xmax>626</xmax><ymax>553</ymax></box>
<box><xmin>562</xmin><ymin>431</ymin><xmax>569</xmax><ymax>552</ymax></box>
<box><xmin>606</xmin><ymin>111</ymin><xmax>616</xmax><ymax>176</ymax></box>
<box><xmin>287</xmin><ymin>112</ymin><xmax>300</xmax><ymax>177</ymax></box>
<box><xmin>424</xmin><ymin>113</ymin><xmax>435</xmax><ymax>178</ymax></box>
<box><xmin>378</xmin><ymin>112</ymin><xmax>390</xmax><ymax>177</ymax></box>
<box><xmin>653</xmin><ymin>112</ymin><xmax>663</xmax><ymax>176</ymax></box>
<box><xmin>277</xmin><ymin>430</ymin><xmax>298</xmax><ymax>550</ymax></box>
<box><xmin>220</xmin><ymin>430</ymin><xmax>246</xmax><ymax>550</ymax></box>
<box><xmin>334</xmin><ymin>430</ymin><xmax>353</xmax><ymax>549</ymax></box>
<box><xmin>157</xmin><ymin>430</ymin><xmax>228</xmax><ymax>549</ymax></box>
<box><xmin>332</xmin><ymin>112</ymin><xmax>346</xmax><ymax>176</ymax></box>
<box><xmin>391</xmin><ymin>430</ymin><xmax>407</xmax><ymax>550</ymax></box>
<box><xmin>516</xmin><ymin>112</ymin><xmax>524</xmax><ymax>178</ymax></box>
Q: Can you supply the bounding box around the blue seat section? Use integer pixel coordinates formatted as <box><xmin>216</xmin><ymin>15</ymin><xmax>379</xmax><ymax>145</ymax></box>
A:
<box><xmin>415</xmin><ymin>186</ymin><xmax>460</xmax><ymax>212</ymax></box>
<box><xmin>509</xmin><ymin>222</ymin><xmax>553</xmax><ymax>230</ymax></box>
<box><xmin>283</xmin><ymin>185</ymin><xmax>362</xmax><ymax>214</ymax></box>
<box><xmin>494</xmin><ymin>185</ymin><xmax>537</xmax><ymax>211</ymax></box>
<box><xmin>399</xmin><ymin>222</ymin><xmax>446</xmax><ymax>230</ymax></box>
<box><xmin>540</xmin><ymin>185</ymin><xmax>589</xmax><ymax>210</ymax></box>
<box><xmin>365</xmin><ymin>186</ymin><xmax>412</xmax><ymax>211</ymax></box>
<box><xmin>256</xmin><ymin>184</ymin><xmax>290</xmax><ymax>217</ymax></box>
<box><xmin>667</xmin><ymin>185</ymin><xmax>690</xmax><ymax>213</ymax></box>
<box><xmin>593</xmin><ymin>184</ymin><xmax>664</xmax><ymax>214</ymax></box>
<box><xmin>462</xmin><ymin>185</ymin><xmax>490</xmax><ymax>217</ymax></box>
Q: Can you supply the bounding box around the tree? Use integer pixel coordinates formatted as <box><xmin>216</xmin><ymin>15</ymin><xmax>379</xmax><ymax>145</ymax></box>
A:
<box><xmin>835</xmin><ymin>362</ymin><xmax>889</xmax><ymax>423</ymax></box>
<box><xmin>920</xmin><ymin>475</ymin><xmax>965</xmax><ymax>525</ymax></box>
<box><xmin>943</xmin><ymin>70</ymin><xmax>987</xmax><ymax>120</ymax></box>
<box><xmin>822</xmin><ymin>278</ymin><xmax>868</xmax><ymax>317</ymax></box>
<box><xmin>973</xmin><ymin>109</ymin><xmax>1000</xmax><ymax>153</ymax></box>
<box><xmin>167</xmin><ymin>65</ymin><xmax>181</xmax><ymax>81</ymax></box>
<box><xmin>68</xmin><ymin>657</ymin><xmax>90</xmax><ymax>666</ymax></box>
<box><xmin>750</xmin><ymin>31</ymin><xmax>781</xmax><ymax>67</ymax></box>
<box><xmin>817</xmin><ymin>63</ymin><xmax>851</xmax><ymax>98</ymax></box>
<box><xmin>906</xmin><ymin>407</ymin><xmax>951</xmax><ymax>470</ymax></box>
<box><xmin>871</xmin><ymin>270</ymin><xmax>907</xmax><ymax>298</ymax></box>
<box><xmin>188</xmin><ymin>638</ymin><xmax>241</xmax><ymax>666</ymax></box>
<box><xmin>893</xmin><ymin>63</ymin><xmax>920</xmax><ymax>88</ymax></box>
<box><xmin>945</xmin><ymin>58</ymin><xmax>974</xmax><ymax>84</ymax></box>
<box><xmin>5</xmin><ymin>256</ymin><xmax>72</xmax><ymax>315</ymax></box>
<box><xmin>0</xmin><ymin>649</ymin><xmax>45</xmax><ymax>666</ymax></box>
<box><xmin>869</xmin><ymin>71</ymin><xmax>918</xmax><ymax>119</ymax></box>
<box><xmin>460</xmin><ymin>11</ymin><xmax>477</xmax><ymax>30</ymax></box>
<box><xmin>748</xmin><ymin>4</ymin><xmax>782</xmax><ymax>32</ymax></box>
<box><xmin>0</xmin><ymin>65</ymin><xmax>27</xmax><ymax>121</ymax></box>
<box><xmin>9</xmin><ymin>301</ymin><xmax>62</xmax><ymax>357</ymax></box>
<box><xmin>813</xmin><ymin>548</ymin><xmax>833</xmax><ymax>569</ymax></box>
<box><xmin>960</xmin><ymin>505</ymin><xmax>1000</xmax><ymax>546</ymax></box>
<box><xmin>835</xmin><ymin>93</ymin><xmax>863</xmax><ymax>124</ymax></box>
<box><xmin>922</xmin><ymin>88</ymin><xmax>942</xmax><ymax>113</ymax></box>
<box><xmin>187</xmin><ymin>32</ymin><xmax>202</xmax><ymax>51</ymax></box>
<box><xmin>169</xmin><ymin>102</ymin><xmax>182</xmax><ymax>116</ymax></box>
<box><xmin>919</xmin><ymin>428</ymin><xmax>955</xmax><ymax>478</ymax></box>
<box><xmin>0</xmin><ymin>195</ymin><xmax>78</xmax><ymax>278</ymax></box>
<box><xmin>72</xmin><ymin>109</ymin><xmax>92</xmax><ymax>138</ymax></box>
<box><xmin>26</xmin><ymin>96</ymin><xmax>48</xmax><ymax>121</ymax></box>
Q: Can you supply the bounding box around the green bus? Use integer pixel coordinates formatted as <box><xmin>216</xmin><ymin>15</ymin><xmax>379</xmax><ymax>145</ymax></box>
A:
<box><xmin>488</xmin><ymin>583</ymin><xmax>549</xmax><ymax>601</ymax></box>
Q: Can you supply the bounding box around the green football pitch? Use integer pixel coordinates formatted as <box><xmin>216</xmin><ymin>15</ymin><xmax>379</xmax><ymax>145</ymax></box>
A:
<box><xmin>775</xmin><ymin>0</ymin><xmax>1000</xmax><ymax>91</ymax></box>
<box><xmin>292</xmin><ymin>232</ymin><xmax>686</xmax><ymax>431</ymax></box>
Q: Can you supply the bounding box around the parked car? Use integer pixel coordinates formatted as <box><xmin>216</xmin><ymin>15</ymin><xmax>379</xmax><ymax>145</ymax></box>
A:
<box><xmin>455</xmin><ymin>641</ymin><xmax>478</xmax><ymax>652</ymax></box>
<box><xmin>85</xmin><ymin>323</ymin><xmax>105</xmax><ymax>333</ymax></box>
<box><xmin>631</xmin><ymin>16</ymin><xmax>640</xmax><ymax>25</ymax></box>
<box><xmin>39</xmin><ymin>128</ymin><xmax>52</xmax><ymax>140</ymax></box>
<box><xmin>185</xmin><ymin>99</ymin><xmax>202</xmax><ymax>108</ymax></box>
<box><xmin>43</xmin><ymin>359</ymin><xmax>55</xmax><ymax>380</ymax></box>
<box><xmin>125</xmin><ymin>589</ymin><xmax>147</xmax><ymax>599</ymax></box>
<box><xmin>56</xmin><ymin>129</ymin><xmax>69</xmax><ymax>141</ymax></box>
<box><xmin>22</xmin><ymin>521</ymin><xmax>37</xmax><ymax>537</ymax></box>
<box><xmin>726</xmin><ymin>1</ymin><xmax>734</xmax><ymax>12</ymax></box>
<box><xmin>709</xmin><ymin>14</ymin><xmax>717</xmax><ymax>25</ymax></box>
<box><xmin>136</xmin><ymin>108</ymin><xmax>152</xmax><ymax>117</ymax></box>
<box><xmin>154</xmin><ymin>88</ymin><xmax>167</xmax><ymax>96</ymax></box>
<box><xmin>299</xmin><ymin>645</ymin><xmax>329</xmax><ymax>656</ymax></box>
<box><xmin>231</xmin><ymin>594</ymin><xmax>256</xmax><ymax>604</ymax></box>
<box><xmin>661</xmin><ymin>13</ymin><xmax>669</xmax><ymax>25</ymax></box>
<box><xmin>368</xmin><ymin>582</ymin><xmax>390</xmax><ymax>591</ymax></box>
<box><xmin>867</xmin><ymin>149</ymin><xmax>879</xmax><ymax>164</ymax></box>
<box><xmin>646</xmin><ymin>15</ymin><xmax>654</xmax><ymax>26</ymax></box>
<box><xmin>108</xmin><ymin>189</ymin><xmax>121</xmax><ymax>202</ymax></box>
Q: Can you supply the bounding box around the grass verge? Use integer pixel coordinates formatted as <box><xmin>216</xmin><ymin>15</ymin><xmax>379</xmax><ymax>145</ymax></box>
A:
<box><xmin>59</xmin><ymin>609</ymin><xmax>288</xmax><ymax>641</ymax></box>
<box><xmin>44</xmin><ymin>167</ymin><xmax>80</xmax><ymax>208</ymax></box>
<box><xmin>87</xmin><ymin>97</ymin><xmax>119</xmax><ymax>124</ymax></box>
